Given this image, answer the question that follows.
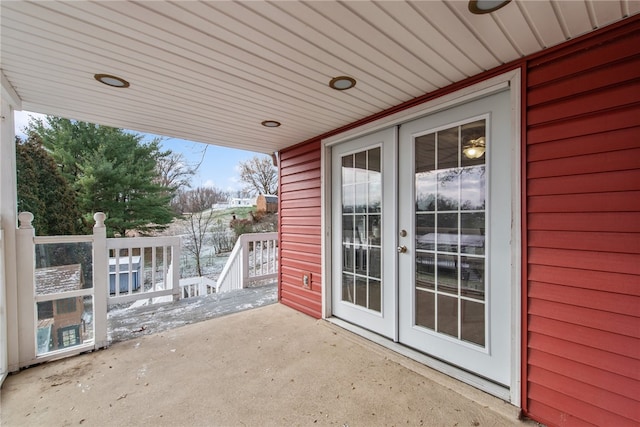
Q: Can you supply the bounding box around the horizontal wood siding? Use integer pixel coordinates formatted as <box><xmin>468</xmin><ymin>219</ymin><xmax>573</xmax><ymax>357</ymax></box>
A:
<box><xmin>278</xmin><ymin>139</ymin><xmax>322</xmax><ymax>318</ymax></box>
<box><xmin>525</xmin><ymin>22</ymin><xmax>640</xmax><ymax>427</ymax></box>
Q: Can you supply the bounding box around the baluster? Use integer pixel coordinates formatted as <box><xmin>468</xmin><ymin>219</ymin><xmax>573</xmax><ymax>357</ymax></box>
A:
<box><xmin>151</xmin><ymin>246</ymin><xmax>156</xmax><ymax>291</ymax></box>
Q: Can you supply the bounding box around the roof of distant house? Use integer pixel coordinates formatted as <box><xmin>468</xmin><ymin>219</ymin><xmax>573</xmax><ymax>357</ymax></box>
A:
<box><xmin>35</xmin><ymin>264</ymin><xmax>84</xmax><ymax>295</ymax></box>
<box><xmin>260</xmin><ymin>195</ymin><xmax>278</xmax><ymax>203</ymax></box>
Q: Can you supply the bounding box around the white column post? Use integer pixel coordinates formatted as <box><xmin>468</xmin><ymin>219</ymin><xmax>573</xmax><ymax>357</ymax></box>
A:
<box><xmin>16</xmin><ymin>212</ymin><xmax>35</xmax><ymax>367</ymax></box>
<box><xmin>1</xmin><ymin>72</ymin><xmax>22</xmax><ymax>373</ymax></box>
<box><xmin>92</xmin><ymin>213</ymin><xmax>108</xmax><ymax>348</ymax></box>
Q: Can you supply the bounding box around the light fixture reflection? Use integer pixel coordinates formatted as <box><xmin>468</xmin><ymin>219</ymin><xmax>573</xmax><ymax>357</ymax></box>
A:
<box><xmin>463</xmin><ymin>137</ymin><xmax>486</xmax><ymax>159</ymax></box>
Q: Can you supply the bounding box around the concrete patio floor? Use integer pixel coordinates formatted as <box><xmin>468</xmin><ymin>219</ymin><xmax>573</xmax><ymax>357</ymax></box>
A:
<box><xmin>1</xmin><ymin>303</ymin><xmax>537</xmax><ymax>426</ymax></box>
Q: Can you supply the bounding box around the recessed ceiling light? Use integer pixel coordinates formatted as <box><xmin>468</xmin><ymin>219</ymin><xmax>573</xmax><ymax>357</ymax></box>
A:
<box><xmin>261</xmin><ymin>120</ymin><xmax>281</xmax><ymax>128</ymax></box>
<box><xmin>468</xmin><ymin>0</ymin><xmax>511</xmax><ymax>14</ymax></box>
<box><xmin>329</xmin><ymin>76</ymin><xmax>356</xmax><ymax>91</ymax></box>
<box><xmin>94</xmin><ymin>73</ymin><xmax>130</xmax><ymax>88</ymax></box>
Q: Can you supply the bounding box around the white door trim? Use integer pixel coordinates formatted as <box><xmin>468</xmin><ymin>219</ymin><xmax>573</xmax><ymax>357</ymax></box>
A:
<box><xmin>321</xmin><ymin>69</ymin><xmax>521</xmax><ymax>405</ymax></box>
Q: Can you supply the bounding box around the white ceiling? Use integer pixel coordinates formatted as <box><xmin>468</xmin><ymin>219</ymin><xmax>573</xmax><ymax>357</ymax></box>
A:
<box><xmin>1</xmin><ymin>1</ymin><xmax>637</xmax><ymax>154</ymax></box>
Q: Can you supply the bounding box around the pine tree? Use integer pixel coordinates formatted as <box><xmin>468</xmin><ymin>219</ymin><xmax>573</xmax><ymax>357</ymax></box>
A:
<box><xmin>15</xmin><ymin>135</ymin><xmax>81</xmax><ymax>235</ymax></box>
<box><xmin>26</xmin><ymin>117</ymin><xmax>175</xmax><ymax>236</ymax></box>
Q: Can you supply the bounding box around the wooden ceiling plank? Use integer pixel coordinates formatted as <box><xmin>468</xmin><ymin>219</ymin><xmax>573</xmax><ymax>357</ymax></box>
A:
<box><xmin>517</xmin><ymin>1</ymin><xmax>566</xmax><ymax>49</ymax></box>
<box><xmin>11</xmin><ymin>77</ymin><xmax>305</xmax><ymax>144</ymax></box>
<box><xmin>627</xmin><ymin>0</ymin><xmax>640</xmax><ymax>14</ymax></box>
<box><xmin>410</xmin><ymin>0</ymin><xmax>498</xmax><ymax>71</ymax></box>
<box><xmin>494</xmin><ymin>3</ymin><xmax>544</xmax><ymax>56</ymax></box>
<box><xmin>91</xmin><ymin>1</ymin><xmax>388</xmax><ymax>113</ymax></box>
<box><xmin>0</xmin><ymin>17</ymin><xmax>366</xmax><ymax>127</ymax></box>
<box><xmin>18</xmin><ymin>96</ymin><xmax>292</xmax><ymax>154</ymax></box>
<box><xmin>168</xmin><ymin>1</ymin><xmax>409</xmax><ymax>107</ymax></box>
<box><xmin>296</xmin><ymin>2</ymin><xmax>436</xmax><ymax>96</ymax></box>
<box><xmin>306</xmin><ymin>0</ymin><xmax>444</xmax><ymax>90</ymax></box>
<box><xmin>555</xmin><ymin>1</ymin><xmax>595</xmax><ymax>38</ymax></box>
<box><xmin>237</xmin><ymin>0</ymin><xmax>429</xmax><ymax>95</ymax></box>
<box><xmin>5</xmin><ymin>58</ymin><xmax>348</xmax><ymax>139</ymax></box>
<box><xmin>445</xmin><ymin>0</ymin><xmax>521</xmax><ymax>63</ymax></box>
<box><xmin>0</xmin><ymin>35</ymin><xmax>353</xmax><ymax>132</ymax></box>
<box><xmin>377</xmin><ymin>1</ymin><xmax>484</xmax><ymax>78</ymax></box>
<box><xmin>342</xmin><ymin>1</ymin><xmax>466</xmax><ymax>83</ymax></box>
<box><xmin>221</xmin><ymin>0</ymin><xmax>426</xmax><ymax>100</ymax></box>
<box><xmin>46</xmin><ymin>1</ymin><xmax>382</xmax><ymax>118</ymax></box>
<box><xmin>591</xmin><ymin>1</ymin><xmax>626</xmax><ymax>28</ymax></box>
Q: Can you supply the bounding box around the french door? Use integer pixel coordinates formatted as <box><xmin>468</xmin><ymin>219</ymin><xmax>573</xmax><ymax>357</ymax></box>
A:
<box><xmin>331</xmin><ymin>127</ymin><xmax>397</xmax><ymax>339</ymax></box>
<box><xmin>398</xmin><ymin>90</ymin><xmax>512</xmax><ymax>385</ymax></box>
<box><xmin>332</xmin><ymin>89</ymin><xmax>513</xmax><ymax>386</ymax></box>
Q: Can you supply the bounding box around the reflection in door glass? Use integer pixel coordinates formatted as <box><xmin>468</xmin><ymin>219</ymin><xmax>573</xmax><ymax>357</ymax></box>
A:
<box><xmin>341</xmin><ymin>147</ymin><xmax>382</xmax><ymax>312</ymax></box>
<box><xmin>35</xmin><ymin>241</ymin><xmax>95</xmax><ymax>355</ymax></box>
<box><xmin>414</xmin><ymin>119</ymin><xmax>487</xmax><ymax>347</ymax></box>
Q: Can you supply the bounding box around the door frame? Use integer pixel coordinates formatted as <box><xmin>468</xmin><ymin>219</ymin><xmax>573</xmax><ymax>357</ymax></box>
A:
<box><xmin>321</xmin><ymin>69</ymin><xmax>522</xmax><ymax>405</ymax></box>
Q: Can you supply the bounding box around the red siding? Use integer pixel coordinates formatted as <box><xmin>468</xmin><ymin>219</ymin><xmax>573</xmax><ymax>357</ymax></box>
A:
<box><xmin>525</xmin><ymin>21</ymin><xmax>640</xmax><ymax>427</ymax></box>
<box><xmin>278</xmin><ymin>139</ymin><xmax>323</xmax><ymax>318</ymax></box>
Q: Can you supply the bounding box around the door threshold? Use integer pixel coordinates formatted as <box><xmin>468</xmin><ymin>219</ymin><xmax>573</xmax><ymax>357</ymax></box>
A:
<box><xmin>327</xmin><ymin>316</ymin><xmax>512</xmax><ymax>403</ymax></box>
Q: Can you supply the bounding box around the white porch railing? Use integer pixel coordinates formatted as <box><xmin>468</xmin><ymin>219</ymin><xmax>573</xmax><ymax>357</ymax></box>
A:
<box><xmin>14</xmin><ymin>212</ymin><xmax>182</xmax><ymax>368</ymax></box>
<box><xmin>106</xmin><ymin>236</ymin><xmax>181</xmax><ymax>305</ymax></box>
<box><xmin>13</xmin><ymin>211</ymin><xmax>277</xmax><ymax>369</ymax></box>
<box><xmin>216</xmin><ymin>232</ymin><xmax>278</xmax><ymax>293</ymax></box>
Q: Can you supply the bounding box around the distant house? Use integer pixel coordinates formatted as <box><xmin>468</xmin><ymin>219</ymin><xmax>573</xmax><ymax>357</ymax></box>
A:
<box><xmin>35</xmin><ymin>264</ymin><xmax>85</xmax><ymax>353</ymax></box>
<box><xmin>230</xmin><ymin>197</ymin><xmax>254</xmax><ymax>207</ymax></box>
<box><xmin>211</xmin><ymin>203</ymin><xmax>229</xmax><ymax>211</ymax></box>
<box><xmin>213</xmin><ymin>197</ymin><xmax>255</xmax><ymax>211</ymax></box>
<box><xmin>256</xmin><ymin>194</ymin><xmax>278</xmax><ymax>213</ymax></box>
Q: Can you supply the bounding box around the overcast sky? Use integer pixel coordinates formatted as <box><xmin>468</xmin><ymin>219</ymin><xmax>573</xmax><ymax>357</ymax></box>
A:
<box><xmin>13</xmin><ymin>110</ymin><xmax>261</xmax><ymax>193</ymax></box>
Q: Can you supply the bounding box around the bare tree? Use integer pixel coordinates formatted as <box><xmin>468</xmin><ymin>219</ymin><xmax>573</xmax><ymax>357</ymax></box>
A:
<box><xmin>238</xmin><ymin>155</ymin><xmax>278</xmax><ymax>196</ymax></box>
<box><xmin>175</xmin><ymin>186</ymin><xmax>228</xmax><ymax>277</ymax></box>
<box><xmin>155</xmin><ymin>150</ymin><xmax>198</xmax><ymax>192</ymax></box>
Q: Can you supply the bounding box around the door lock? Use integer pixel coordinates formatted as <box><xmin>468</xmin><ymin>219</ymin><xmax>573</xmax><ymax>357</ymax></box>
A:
<box><xmin>397</xmin><ymin>245</ymin><xmax>407</xmax><ymax>254</ymax></box>
<box><xmin>399</xmin><ymin>229</ymin><xmax>407</xmax><ymax>237</ymax></box>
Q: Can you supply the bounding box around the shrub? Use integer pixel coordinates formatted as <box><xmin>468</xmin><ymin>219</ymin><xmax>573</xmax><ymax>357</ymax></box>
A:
<box><xmin>211</xmin><ymin>220</ymin><xmax>236</xmax><ymax>253</ymax></box>
<box><xmin>229</xmin><ymin>218</ymin><xmax>253</xmax><ymax>239</ymax></box>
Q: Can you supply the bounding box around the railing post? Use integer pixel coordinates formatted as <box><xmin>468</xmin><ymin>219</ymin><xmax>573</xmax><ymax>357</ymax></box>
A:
<box><xmin>200</xmin><ymin>277</ymin><xmax>207</xmax><ymax>297</ymax></box>
<box><xmin>92</xmin><ymin>213</ymin><xmax>108</xmax><ymax>348</ymax></box>
<box><xmin>171</xmin><ymin>242</ymin><xmax>181</xmax><ymax>301</ymax></box>
<box><xmin>241</xmin><ymin>234</ymin><xmax>250</xmax><ymax>289</ymax></box>
<box><xmin>15</xmin><ymin>212</ymin><xmax>35</xmax><ymax>367</ymax></box>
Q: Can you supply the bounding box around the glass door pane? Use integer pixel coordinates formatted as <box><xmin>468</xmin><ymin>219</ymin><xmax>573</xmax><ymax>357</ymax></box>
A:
<box><xmin>341</xmin><ymin>147</ymin><xmax>382</xmax><ymax>312</ymax></box>
<box><xmin>414</xmin><ymin>119</ymin><xmax>487</xmax><ymax>347</ymax></box>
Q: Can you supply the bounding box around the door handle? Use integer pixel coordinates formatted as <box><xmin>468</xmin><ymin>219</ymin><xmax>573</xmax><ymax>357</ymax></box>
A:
<box><xmin>397</xmin><ymin>245</ymin><xmax>407</xmax><ymax>254</ymax></box>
